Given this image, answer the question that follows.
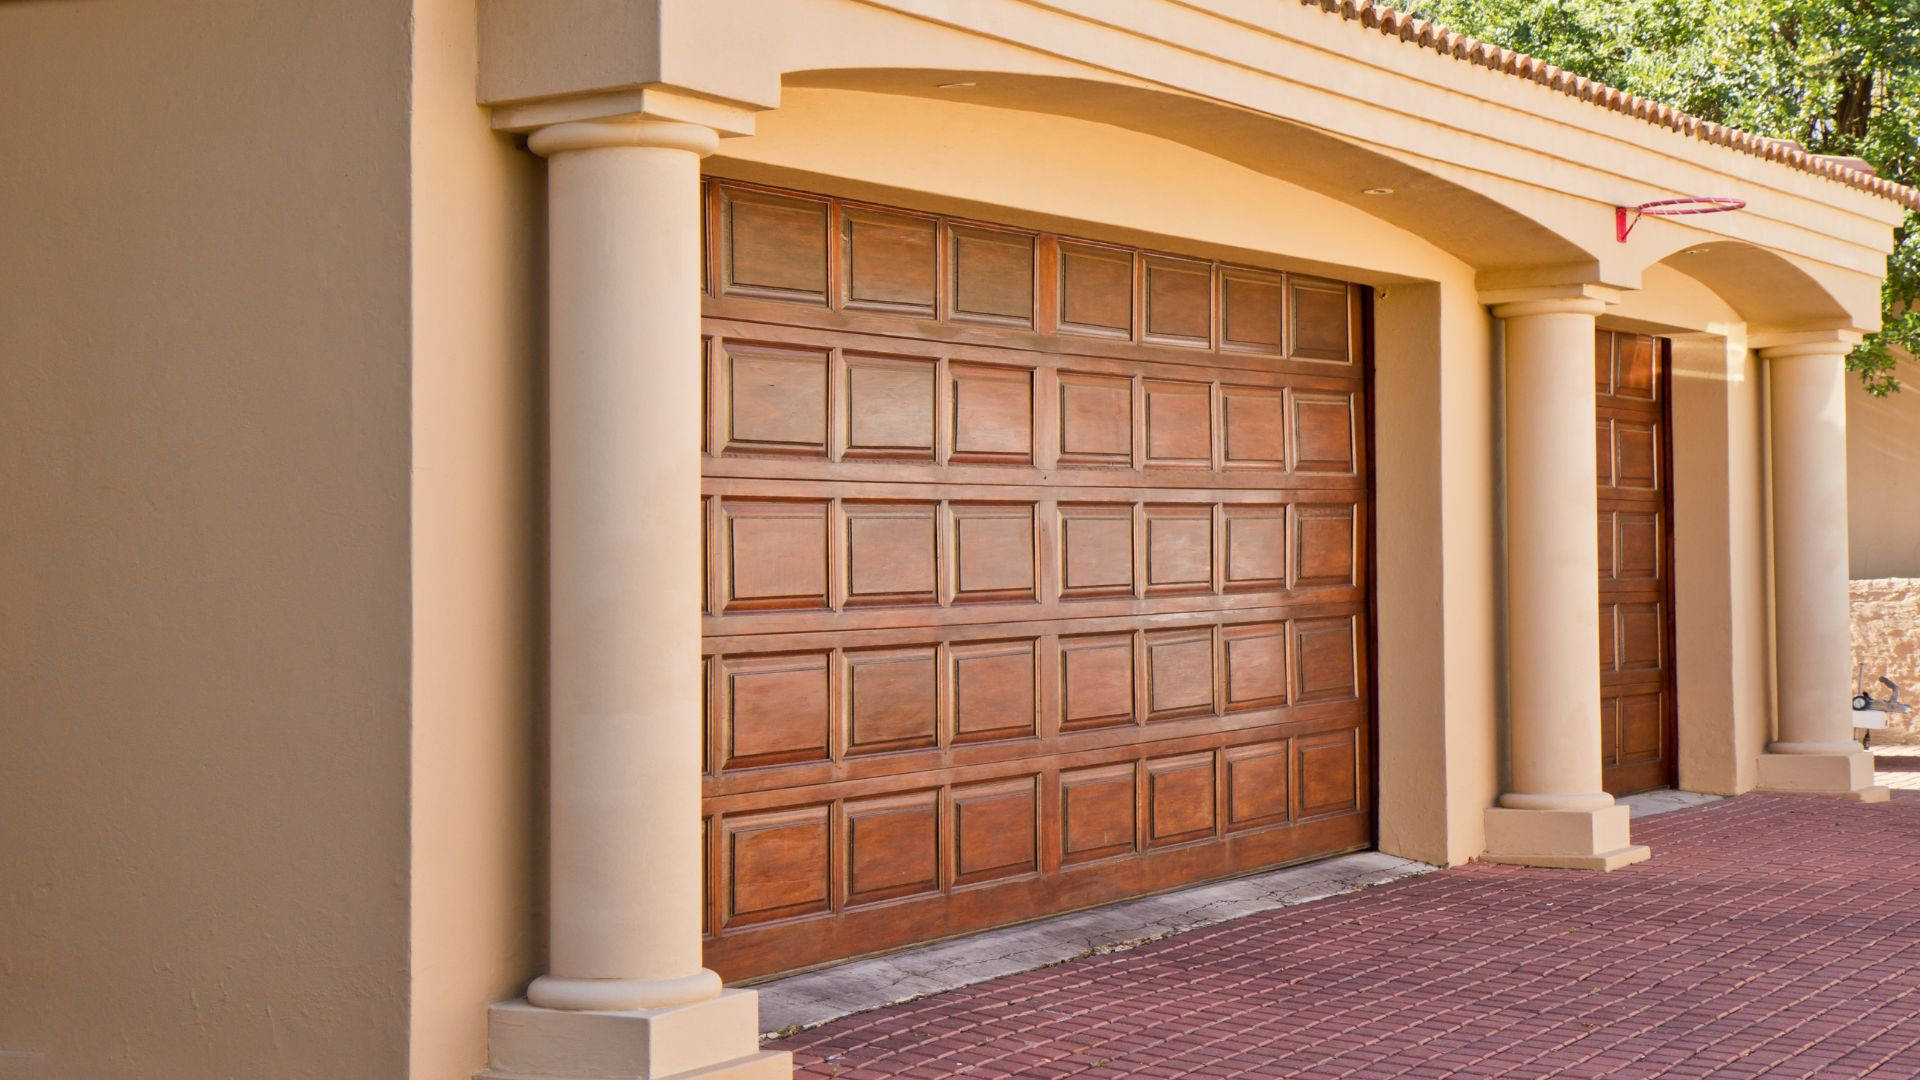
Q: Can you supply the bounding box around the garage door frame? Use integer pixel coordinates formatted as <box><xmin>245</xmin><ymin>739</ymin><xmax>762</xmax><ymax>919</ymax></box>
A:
<box><xmin>697</xmin><ymin>178</ymin><xmax>1380</xmax><ymax>981</ymax></box>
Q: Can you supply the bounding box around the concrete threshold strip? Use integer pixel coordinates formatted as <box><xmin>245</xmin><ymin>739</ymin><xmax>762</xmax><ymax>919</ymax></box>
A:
<box><xmin>756</xmin><ymin>788</ymin><xmax>1724</xmax><ymax>1038</ymax></box>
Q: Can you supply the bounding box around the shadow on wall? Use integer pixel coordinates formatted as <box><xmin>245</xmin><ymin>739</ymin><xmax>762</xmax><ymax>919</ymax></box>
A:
<box><xmin>1853</xmin><ymin>578</ymin><xmax>1920</xmax><ymax>743</ymax></box>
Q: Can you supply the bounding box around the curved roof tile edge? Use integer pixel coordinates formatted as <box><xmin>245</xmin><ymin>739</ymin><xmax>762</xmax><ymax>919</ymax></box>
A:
<box><xmin>1307</xmin><ymin>0</ymin><xmax>1920</xmax><ymax>212</ymax></box>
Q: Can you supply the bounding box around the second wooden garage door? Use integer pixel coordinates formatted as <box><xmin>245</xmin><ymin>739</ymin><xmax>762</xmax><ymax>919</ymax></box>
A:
<box><xmin>699</xmin><ymin>180</ymin><xmax>1374</xmax><ymax>981</ymax></box>
<box><xmin>1596</xmin><ymin>331</ymin><xmax>1677</xmax><ymax>795</ymax></box>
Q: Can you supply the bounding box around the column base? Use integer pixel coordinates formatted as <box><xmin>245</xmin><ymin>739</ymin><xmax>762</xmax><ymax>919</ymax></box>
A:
<box><xmin>1756</xmin><ymin>751</ymin><xmax>1890</xmax><ymax>802</ymax></box>
<box><xmin>477</xmin><ymin>991</ymin><xmax>791</xmax><ymax>1080</ymax></box>
<box><xmin>1482</xmin><ymin>804</ymin><xmax>1651</xmax><ymax>871</ymax></box>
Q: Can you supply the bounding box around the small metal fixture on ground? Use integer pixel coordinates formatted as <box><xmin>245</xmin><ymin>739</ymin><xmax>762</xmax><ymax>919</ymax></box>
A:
<box><xmin>1853</xmin><ymin>664</ymin><xmax>1911</xmax><ymax>748</ymax></box>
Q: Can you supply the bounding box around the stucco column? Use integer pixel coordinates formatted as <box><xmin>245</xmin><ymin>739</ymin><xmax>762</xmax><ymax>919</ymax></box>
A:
<box><xmin>1481</xmin><ymin>290</ymin><xmax>1651</xmax><ymax>871</ymax></box>
<box><xmin>477</xmin><ymin>118</ymin><xmax>789</xmax><ymax>1080</ymax></box>
<box><xmin>1755</xmin><ymin>336</ymin><xmax>1889</xmax><ymax>801</ymax></box>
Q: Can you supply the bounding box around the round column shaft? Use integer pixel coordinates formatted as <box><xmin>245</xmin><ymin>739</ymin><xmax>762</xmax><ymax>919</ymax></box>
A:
<box><xmin>1766</xmin><ymin>341</ymin><xmax>1858</xmax><ymax>754</ymax></box>
<box><xmin>1495</xmin><ymin>298</ymin><xmax>1613</xmax><ymax>812</ymax></box>
<box><xmin>527</xmin><ymin>119</ymin><xmax>721</xmax><ymax>1012</ymax></box>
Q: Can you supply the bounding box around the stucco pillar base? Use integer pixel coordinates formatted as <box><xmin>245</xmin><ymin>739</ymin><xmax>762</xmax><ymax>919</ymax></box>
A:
<box><xmin>476</xmin><ymin>993</ymin><xmax>791</xmax><ymax>1080</ymax></box>
<box><xmin>1756</xmin><ymin>751</ymin><xmax>1890</xmax><ymax>801</ymax></box>
<box><xmin>1482</xmin><ymin>805</ymin><xmax>1651</xmax><ymax>871</ymax></box>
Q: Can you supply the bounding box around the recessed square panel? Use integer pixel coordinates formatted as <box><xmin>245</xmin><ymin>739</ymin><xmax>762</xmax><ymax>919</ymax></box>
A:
<box><xmin>1617</xmin><ymin>512</ymin><xmax>1660</xmax><ymax>580</ymax></box>
<box><xmin>701</xmin><ymin>337</ymin><xmax>713</xmax><ymax>457</ymax></box>
<box><xmin>723</xmin><ymin>344</ymin><xmax>829</xmax><ymax>457</ymax></box>
<box><xmin>1221</xmin><ymin>269</ymin><xmax>1285</xmax><ymax>354</ymax></box>
<box><xmin>1060</xmin><ymin>632</ymin><xmax>1135</xmax><ymax>730</ymax></box>
<box><xmin>952</xmin><ymin>776</ymin><xmax>1037</xmax><ymax>885</ymax></box>
<box><xmin>1293</xmin><ymin>504</ymin><xmax>1356</xmax><ymax>588</ymax></box>
<box><xmin>1224</xmin><ymin>622</ymin><xmax>1287</xmax><ymax>711</ymax></box>
<box><xmin>1059</xmin><ymin>503</ymin><xmax>1134</xmax><ymax>598</ymax></box>
<box><xmin>1598</xmin><ymin>511</ymin><xmax>1617</xmax><ymax>579</ymax></box>
<box><xmin>843</xmin><ymin>791</ymin><xmax>940</xmax><ymax>906</ymax></box>
<box><xmin>1058</xmin><ymin>241</ymin><xmax>1132</xmax><ymax>337</ymax></box>
<box><xmin>844</xmin><ymin>501</ymin><xmax>937</xmax><ymax>606</ymax></box>
<box><xmin>1222</xmin><ymin>386</ymin><xmax>1286</xmax><ymax>469</ymax></box>
<box><xmin>724</xmin><ymin>804</ymin><xmax>830</xmax><ymax>927</ymax></box>
<box><xmin>1226</xmin><ymin>741</ymin><xmax>1289</xmax><ymax>831</ymax></box>
<box><xmin>842</xmin><ymin>208</ymin><xmax>936</xmax><ymax>316</ymax></box>
<box><xmin>1618</xmin><ymin>335</ymin><xmax>1657</xmax><ymax>399</ymax></box>
<box><xmin>845</xmin><ymin>354</ymin><xmax>935</xmax><ymax>460</ymax></box>
<box><xmin>721</xmin><ymin>652</ymin><xmax>830</xmax><ymax>769</ymax></box>
<box><xmin>950</xmin><ymin>225</ymin><xmax>1035</xmax><ymax>326</ymax></box>
<box><xmin>1290</xmin><ymin>278</ymin><xmax>1350</xmax><ymax>362</ymax></box>
<box><xmin>1615</xmin><ymin>421</ymin><xmax>1658</xmax><ymax>489</ymax></box>
<box><xmin>845</xmin><ymin>647</ymin><xmax>937</xmax><ymax>754</ymax></box>
<box><xmin>1620</xmin><ymin>692</ymin><xmax>1664</xmax><ymax>762</ymax></box>
<box><xmin>1294</xmin><ymin>616</ymin><xmax>1357</xmax><ymax>702</ymax></box>
<box><xmin>721</xmin><ymin>187</ymin><xmax>828</xmax><ymax>303</ymax></box>
<box><xmin>1145</xmin><ymin>504</ymin><xmax>1212</xmax><ymax>595</ymax></box>
<box><xmin>721</xmin><ymin>498</ymin><xmax>829</xmax><ymax>612</ymax></box>
<box><xmin>1146</xmin><ymin>752</ymin><xmax>1217</xmax><ymax>847</ymax></box>
<box><xmin>950</xmin><ymin>362</ymin><xmax>1034</xmax><ymax>464</ymax></box>
<box><xmin>1144</xmin><ymin>256</ymin><xmax>1212</xmax><ymax>346</ymax></box>
<box><xmin>1144</xmin><ymin>380</ymin><xmax>1212</xmax><ymax>467</ymax></box>
<box><xmin>1596</xmin><ymin>420</ymin><xmax>1614</xmax><ymax>487</ymax></box>
<box><xmin>1595</xmin><ymin>331</ymin><xmax>1615</xmax><ymax>394</ymax></box>
<box><xmin>951</xmin><ymin>639</ymin><xmax>1038</xmax><ymax>743</ymax></box>
<box><xmin>952</xmin><ymin>502</ymin><xmax>1036</xmax><ymax>603</ymax></box>
<box><xmin>1058</xmin><ymin>371</ymin><xmax>1133</xmax><ymax>466</ymax></box>
<box><xmin>1292</xmin><ymin>392</ymin><xmax>1355</xmax><ymax>474</ymax></box>
<box><xmin>1145</xmin><ymin>628</ymin><xmax>1214</xmax><ymax>721</ymax></box>
<box><xmin>1601</xmin><ymin>694</ymin><xmax>1621</xmax><ymax>763</ymax></box>
<box><xmin>1296</xmin><ymin>730</ymin><xmax>1358</xmax><ymax>817</ymax></box>
<box><xmin>1223</xmin><ymin>505</ymin><xmax>1287</xmax><ymax>592</ymax></box>
<box><xmin>1060</xmin><ymin>762</ymin><xmax>1138</xmax><ymax>864</ymax></box>
<box><xmin>1600</xmin><ymin>603</ymin><xmax>1617</xmax><ymax>671</ymax></box>
<box><xmin>1619</xmin><ymin>602</ymin><xmax>1662</xmax><ymax>671</ymax></box>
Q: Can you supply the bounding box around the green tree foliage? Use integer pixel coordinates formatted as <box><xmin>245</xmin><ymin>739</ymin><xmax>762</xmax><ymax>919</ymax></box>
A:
<box><xmin>1382</xmin><ymin>0</ymin><xmax>1920</xmax><ymax>392</ymax></box>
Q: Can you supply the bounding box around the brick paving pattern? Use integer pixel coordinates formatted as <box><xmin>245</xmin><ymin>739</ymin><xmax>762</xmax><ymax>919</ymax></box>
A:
<box><xmin>776</xmin><ymin>783</ymin><xmax>1920</xmax><ymax>1078</ymax></box>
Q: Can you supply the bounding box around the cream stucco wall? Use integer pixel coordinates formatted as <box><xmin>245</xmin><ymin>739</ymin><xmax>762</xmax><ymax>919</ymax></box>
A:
<box><xmin>1847</xmin><ymin>359</ymin><xmax>1920</xmax><ymax>580</ymax></box>
<box><xmin>1669</xmin><ymin>333</ymin><xmax>1774</xmax><ymax>795</ymax></box>
<box><xmin>1374</xmin><ymin>284</ymin><xmax>1503</xmax><ymax>864</ymax></box>
<box><xmin>408</xmin><ymin>1</ymin><xmax>544</xmax><ymax>1078</ymax></box>
<box><xmin>0</xmin><ymin>2</ymin><xmax>414</xmax><ymax>1077</ymax></box>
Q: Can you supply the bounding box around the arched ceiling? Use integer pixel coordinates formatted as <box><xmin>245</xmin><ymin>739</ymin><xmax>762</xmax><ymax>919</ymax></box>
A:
<box><xmin>784</xmin><ymin>68</ymin><xmax>1597</xmax><ymax>276</ymax></box>
<box><xmin>1656</xmin><ymin>241</ymin><xmax>1853</xmax><ymax>328</ymax></box>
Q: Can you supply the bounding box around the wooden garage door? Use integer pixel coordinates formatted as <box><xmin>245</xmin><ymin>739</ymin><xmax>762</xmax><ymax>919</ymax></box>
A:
<box><xmin>1596</xmin><ymin>331</ymin><xmax>1676</xmax><ymax>796</ymax></box>
<box><xmin>699</xmin><ymin>179</ymin><xmax>1374</xmax><ymax>981</ymax></box>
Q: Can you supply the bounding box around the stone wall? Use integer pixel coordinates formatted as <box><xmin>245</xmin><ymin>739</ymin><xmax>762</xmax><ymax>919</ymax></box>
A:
<box><xmin>1853</xmin><ymin>579</ymin><xmax>1920</xmax><ymax>742</ymax></box>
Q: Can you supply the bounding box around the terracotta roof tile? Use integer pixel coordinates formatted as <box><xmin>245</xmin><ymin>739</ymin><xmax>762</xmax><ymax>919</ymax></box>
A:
<box><xmin>1306</xmin><ymin>0</ymin><xmax>1920</xmax><ymax>210</ymax></box>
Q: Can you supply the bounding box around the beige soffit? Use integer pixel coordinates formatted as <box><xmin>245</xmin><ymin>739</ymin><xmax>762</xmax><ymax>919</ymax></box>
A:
<box><xmin>1304</xmin><ymin>0</ymin><xmax>1920</xmax><ymax>211</ymax></box>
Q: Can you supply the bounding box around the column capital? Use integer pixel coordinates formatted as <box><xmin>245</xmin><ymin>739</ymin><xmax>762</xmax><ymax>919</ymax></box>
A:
<box><xmin>1751</xmin><ymin>327</ymin><xmax>1862</xmax><ymax>360</ymax></box>
<box><xmin>494</xmin><ymin>86</ymin><xmax>761</xmax><ymax>138</ymax></box>
<box><xmin>527</xmin><ymin>117</ymin><xmax>720</xmax><ymax>159</ymax></box>
<box><xmin>1480</xmin><ymin>282</ymin><xmax>1621</xmax><ymax>319</ymax></box>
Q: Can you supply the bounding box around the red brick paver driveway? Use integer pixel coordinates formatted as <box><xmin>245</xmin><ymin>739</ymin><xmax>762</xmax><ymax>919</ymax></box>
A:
<box><xmin>775</xmin><ymin>790</ymin><xmax>1920</xmax><ymax>1078</ymax></box>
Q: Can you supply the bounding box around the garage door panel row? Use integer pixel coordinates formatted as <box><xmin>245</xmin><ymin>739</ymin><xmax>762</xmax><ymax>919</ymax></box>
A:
<box><xmin>705</xmin><ymin>335</ymin><xmax>1362</xmax><ymax>479</ymax></box>
<box><xmin>707</xmin><ymin>181</ymin><xmax>1359</xmax><ymax>364</ymax></box>
<box><xmin>703</xmin><ymin>613</ymin><xmax>1363</xmax><ymax>780</ymax></box>
<box><xmin>702</xmin><ymin>725</ymin><xmax>1368</xmax><ymax>976</ymax></box>
<box><xmin>704</xmin><ymin>488</ymin><xmax>1363</xmax><ymax>627</ymax></box>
